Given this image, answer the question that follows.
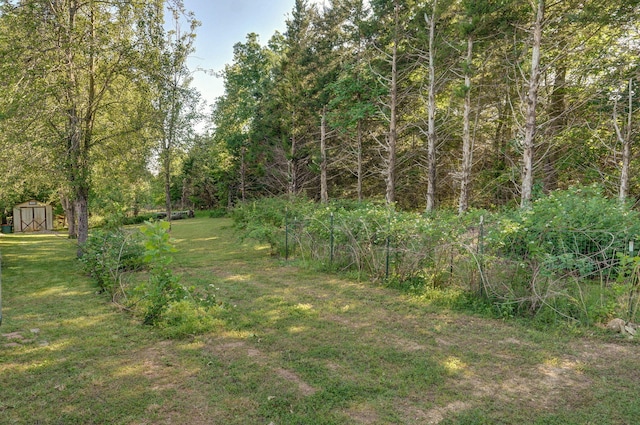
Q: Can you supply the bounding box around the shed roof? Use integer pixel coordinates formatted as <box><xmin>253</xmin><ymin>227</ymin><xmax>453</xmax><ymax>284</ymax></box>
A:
<box><xmin>14</xmin><ymin>200</ymin><xmax>50</xmax><ymax>208</ymax></box>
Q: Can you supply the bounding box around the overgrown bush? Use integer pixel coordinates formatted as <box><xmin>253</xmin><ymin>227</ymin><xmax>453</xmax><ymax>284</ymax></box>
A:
<box><xmin>489</xmin><ymin>185</ymin><xmax>640</xmax><ymax>275</ymax></box>
<box><xmin>82</xmin><ymin>220</ymin><xmax>222</xmax><ymax>337</ymax></box>
<box><xmin>80</xmin><ymin>228</ymin><xmax>145</xmax><ymax>300</ymax></box>
<box><xmin>231</xmin><ymin>196</ymin><xmax>315</xmax><ymax>254</ymax></box>
<box><xmin>121</xmin><ymin>213</ymin><xmax>157</xmax><ymax>226</ymax></box>
<box><xmin>482</xmin><ymin>185</ymin><xmax>640</xmax><ymax>323</ymax></box>
<box><xmin>134</xmin><ymin>220</ymin><xmax>220</xmax><ymax>337</ymax></box>
<box><xmin>232</xmin><ymin>197</ymin><xmax>471</xmax><ymax>284</ymax></box>
<box><xmin>208</xmin><ymin>208</ymin><xmax>228</xmax><ymax>218</ymax></box>
<box><xmin>232</xmin><ymin>188</ymin><xmax>640</xmax><ymax>327</ymax></box>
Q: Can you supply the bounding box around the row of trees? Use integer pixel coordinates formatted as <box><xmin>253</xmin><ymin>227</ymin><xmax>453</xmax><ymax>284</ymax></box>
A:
<box><xmin>0</xmin><ymin>0</ymin><xmax>201</xmax><ymax>254</ymax></box>
<box><xmin>1</xmin><ymin>0</ymin><xmax>640</xmax><ymax>255</ymax></box>
<box><xmin>201</xmin><ymin>0</ymin><xmax>640</xmax><ymax>212</ymax></box>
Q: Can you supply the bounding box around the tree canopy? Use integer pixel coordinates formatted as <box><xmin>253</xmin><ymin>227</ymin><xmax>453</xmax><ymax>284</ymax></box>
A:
<box><xmin>1</xmin><ymin>0</ymin><xmax>640</xmax><ymax>238</ymax></box>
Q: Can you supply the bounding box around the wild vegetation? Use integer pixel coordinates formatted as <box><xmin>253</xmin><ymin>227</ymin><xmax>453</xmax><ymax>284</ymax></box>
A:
<box><xmin>232</xmin><ymin>187</ymin><xmax>640</xmax><ymax>327</ymax></box>
<box><xmin>2</xmin><ymin>217</ymin><xmax>640</xmax><ymax>424</ymax></box>
<box><xmin>1</xmin><ymin>1</ymin><xmax>640</xmax><ymax>420</ymax></box>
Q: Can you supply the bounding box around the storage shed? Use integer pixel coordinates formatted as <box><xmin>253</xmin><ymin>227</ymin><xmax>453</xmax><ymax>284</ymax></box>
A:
<box><xmin>13</xmin><ymin>200</ymin><xmax>53</xmax><ymax>232</ymax></box>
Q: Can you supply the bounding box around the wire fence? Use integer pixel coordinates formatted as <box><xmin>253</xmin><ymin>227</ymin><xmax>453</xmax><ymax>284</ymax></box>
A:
<box><xmin>281</xmin><ymin>211</ymin><xmax>640</xmax><ymax>324</ymax></box>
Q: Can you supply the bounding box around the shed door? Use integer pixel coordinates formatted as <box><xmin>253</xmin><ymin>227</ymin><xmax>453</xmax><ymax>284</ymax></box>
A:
<box><xmin>20</xmin><ymin>207</ymin><xmax>47</xmax><ymax>231</ymax></box>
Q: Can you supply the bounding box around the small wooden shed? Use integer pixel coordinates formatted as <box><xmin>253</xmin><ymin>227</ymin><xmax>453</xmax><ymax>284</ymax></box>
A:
<box><xmin>13</xmin><ymin>200</ymin><xmax>53</xmax><ymax>232</ymax></box>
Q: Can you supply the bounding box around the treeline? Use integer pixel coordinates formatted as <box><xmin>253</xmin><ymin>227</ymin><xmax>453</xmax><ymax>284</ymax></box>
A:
<box><xmin>1</xmin><ymin>0</ymin><xmax>640</xmax><ymax>252</ymax></box>
<box><xmin>191</xmin><ymin>0</ymin><xmax>640</xmax><ymax>211</ymax></box>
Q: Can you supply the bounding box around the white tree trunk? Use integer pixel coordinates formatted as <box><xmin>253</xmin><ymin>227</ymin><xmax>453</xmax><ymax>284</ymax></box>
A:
<box><xmin>520</xmin><ymin>0</ymin><xmax>545</xmax><ymax>208</ymax></box>
<box><xmin>459</xmin><ymin>35</ymin><xmax>473</xmax><ymax>214</ymax></box>
<box><xmin>289</xmin><ymin>110</ymin><xmax>297</xmax><ymax>196</ymax></box>
<box><xmin>320</xmin><ymin>106</ymin><xmax>328</xmax><ymax>203</ymax></box>
<box><xmin>385</xmin><ymin>1</ymin><xmax>399</xmax><ymax>204</ymax></box>
<box><xmin>425</xmin><ymin>0</ymin><xmax>438</xmax><ymax>212</ymax></box>
<box><xmin>615</xmin><ymin>78</ymin><xmax>633</xmax><ymax>203</ymax></box>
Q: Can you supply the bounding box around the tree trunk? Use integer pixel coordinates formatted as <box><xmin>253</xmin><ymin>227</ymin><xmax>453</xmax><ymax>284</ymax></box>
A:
<box><xmin>289</xmin><ymin>110</ymin><xmax>297</xmax><ymax>196</ymax></box>
<box><xmin>181</xmin><ymin>177</ymin><xmax>188</xmax><ymax>209</ymax></box>
<box><xmin>320</xmin><ymin>106</ymin><xmax>328</xmax><ymax>203</ymax></box>
<box><xmin>425</xmin><ymin>0</ymin><xmax>438</xmax><ymax>212</ymax></box>
<box><xmin>520</xmin><ymin>0</ymin><xmax>545</xmax><ymax>208</ymax></box>
<box><xmin>60</xmin><ymin>192</ymin><xmax>76</xmax><ymax>238</ymax></box>
<box><xmin>240</xmin><ymin>144</ymin><xmax>247</xmax><ymax>202</ymax></box>
<box><xmin>459</xmin><ymin>35</ymin><xmax>473</xmax><ymax>214</ymax></box>
<box><xmin>164</xmin><ymin>150</ymin><xmax>172</xmax><ymax>221</ymax></box>
<box><xmin>357</xmin><ymin>120</ymin><xmax>363</xmax><ymax>202</ymax></box>
<box><xmin>386</xmin><ymin>1</ymin><xmax>399</xmax><ymax>205</ymax></box>
<box><xmin>75</xmin><ymin>0</ymin><xmax>95</xmax><ymax>255</ymax></box>
<box><xmin>615</xmin><ymin>78</ymin><xmax>633</xmax><ymax>203</ymax></box>
<box><xmin>75</xmin><ymin>186</ymin><xmax>89</xmax><ymax>257</ymax></box>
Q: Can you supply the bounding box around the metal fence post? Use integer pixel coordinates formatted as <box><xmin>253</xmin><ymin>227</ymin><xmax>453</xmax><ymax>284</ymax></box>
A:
<box><xmin>285</xmin><ymin>209</ymin><xmax>289</xmax><ymax>261</ymax></box>
<box><xmin>478</xmin><ymin>216</ymin><xmax>485</xmax><ymax>297</ymax></box>
<box><xmin>386</xmin><ymin>213</ymin><xmax>391</xmax><ymax>280</ymax></box>
<box><xmin>330</xmin><ymin>212</ymin><xmax>334</xmax><ymax>266</ymax></box>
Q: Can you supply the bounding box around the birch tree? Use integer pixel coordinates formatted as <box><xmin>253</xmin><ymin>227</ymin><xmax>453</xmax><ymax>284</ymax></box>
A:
<box><xmin>614</xmin><ymin>78</ymin><xmax>635</xmax><ymax>202</ymax></box>
<box><xmin>520</xmin><ymin>0</ymin><xmax>544</xmax><ymax>207</ymax></box>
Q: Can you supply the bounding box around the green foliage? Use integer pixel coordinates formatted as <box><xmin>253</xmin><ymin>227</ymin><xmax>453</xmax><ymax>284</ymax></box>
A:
<box><xmin>81</xmin><ymin>219</ymin><xmax>222</xmax><ymax>336</ymax></box>
<box><xmin>208</xmin><ymin>208</ymin><xmax>228</xmax><ymax>218</ymax></box>
<box><xmin>233</xmin><ymin>188</ymin><xmax>640</xmax><ymax>328</ymax></box>
<box><xmin>479</xmin><ymin>185</ymin><xmax>640</xmax><ymax>323</ymax></box>
<box><xmin>232</xmin><ymin>197</ymin><xmax>473</xmax><ymax>283</ymax></box>
<box><xmin>490</xmin><ymin>185</ymin><xmax>640</xmax><ymax>268</ymax></box>
<box><xmin>157</xmin><ymin>299</ymin><xmax>222</xmax><ymax>339</ymax></box>
<box><xmin>137</xmin><ymin>220</ymin><xmax>182</xmax><ymax>325</ymax></box>
<box><xmin>134</xmin><ymin>220</ymin><xmax>220</xmax><ymax>336</ymax></box>
<box><xmin>121</xmin><ymin>213</ymin><xmax>158</xmax><ymax>226</ymax></box>
<box><xmin>79</xmin><ymin>228</ymin><xmax>145</xmax><ymax>299</ymax></box>
<box><xmin>231</xmin><ymin>196</ymin><xmax>316</xmax><ymax>254</ymax></box>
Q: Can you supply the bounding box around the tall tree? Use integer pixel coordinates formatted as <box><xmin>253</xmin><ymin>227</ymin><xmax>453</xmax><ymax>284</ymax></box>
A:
<box><xmin>520</xmin><ymin>0</ymin><xmax>544</xmax><ymax>207</ymax></box>
<box><xmin>614</xmin><ymin>78</ymin><xmax>635</xmax><ymax>202</ymax></box>
<box><xmin>0</xmin><ymin>0</ymin><xmax>167</xmax><ymax>254</ymax></box>
<box><xmin>327</xmin><ymin>0</ymin><xmax>377</xmax><ymax>202</ymax></box>
<box><xmin>424</xmin><ymin>0</ymin><xmax>439</xmax><ymax>211</ymax></box>
<box><xmin>150</xmin><ymin>3</ymin><xmax>200</xmax><ymax>221</ymax></box>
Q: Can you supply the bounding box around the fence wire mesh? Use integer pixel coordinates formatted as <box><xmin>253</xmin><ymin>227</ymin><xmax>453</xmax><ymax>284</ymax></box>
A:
<box><xmin>282</xmin><ymin>212</ymin><xmax>640</xmax><ymax>324</ymax></box>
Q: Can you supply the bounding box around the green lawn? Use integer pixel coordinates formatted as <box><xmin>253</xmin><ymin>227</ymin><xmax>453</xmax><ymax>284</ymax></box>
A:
<box><xmin>1</xmin><ymin>217</ymin><xmax>639</xmax><ymax>424</ymax></box>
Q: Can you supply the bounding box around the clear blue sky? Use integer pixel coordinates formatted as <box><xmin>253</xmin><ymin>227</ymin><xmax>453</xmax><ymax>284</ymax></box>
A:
<box><xmin>183</xmin><ymin>0</ymin><xmax>324</xmax><ymax>108</ymax></box>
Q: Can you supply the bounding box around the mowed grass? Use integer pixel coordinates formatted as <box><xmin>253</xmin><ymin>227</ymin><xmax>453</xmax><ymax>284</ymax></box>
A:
<box><xmin>1</xmin><ymin>217</ymin><xmax>640</xmax><ymax>424</ymax></box>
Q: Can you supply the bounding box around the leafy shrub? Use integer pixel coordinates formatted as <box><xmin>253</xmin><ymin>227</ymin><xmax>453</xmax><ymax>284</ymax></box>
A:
<box><xmin>137</xmin><ymin>220</ymin><xmax>183</xmax><ymax>325</ymax></box>
<box><xmin>481</xmin><ymin>185</ymin><xmax>640</xmax><ymax>322</ymax></box>
<box><xmin>135</xmin><ymin>220</ymin><xmax>221</xmax><ymax>335</ymax></box>
<box><xmin>121</xmin><ymin>213</ymin><xmax>157</xmax><ymax>226</ymax></box>
<box><xmin>232</xmin><ymin>197</ymin><xmax>465</xmax><ymax>283</ymax></box>
<box><xmin>489</xmin><ymin>185</ymin><xmax>640</xmax><ymax>275</ymax></box>
<box><xmin>158</xmin><ymin>300</ymin><xmax>221</xmax><ymax>338</ymax></box>
<box><xmin>80</xmin><ymin>228</ymin><xmax>145</xmax><ymax>299</ymax></box>
<box><xmin>208</xmin><ymin>208</ymin><xmax>228</xmax><ymax>218</ymax></box>
<box><xmin>231</xmin><ymin>196</ymin><xmax>315</xmax><ymax>254</ymax></box>
<box><xmin>231</xmin><ymin>189</ymin><xmax>640</xmax><ymax>328</ymax></box>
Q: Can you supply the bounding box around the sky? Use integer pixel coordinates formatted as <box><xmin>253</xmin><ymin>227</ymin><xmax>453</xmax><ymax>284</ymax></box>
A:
<box><xmin>182</xmin><ymin>0</ymin><xmax>325</xmax><ymax>109</ymax></box>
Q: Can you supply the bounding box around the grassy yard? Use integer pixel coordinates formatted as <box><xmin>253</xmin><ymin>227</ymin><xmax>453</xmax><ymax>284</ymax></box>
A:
<box><xmin>1</xmin><ymin>217</ymin><xmax>639</xmax><ymax>424</ymax></box>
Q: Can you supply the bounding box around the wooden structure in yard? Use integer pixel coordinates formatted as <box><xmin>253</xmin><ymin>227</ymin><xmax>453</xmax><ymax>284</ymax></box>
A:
<box><xmin>13</xmin><ymin>200</ymin><xmax>53</xmax><ymax>232</ymax></box>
